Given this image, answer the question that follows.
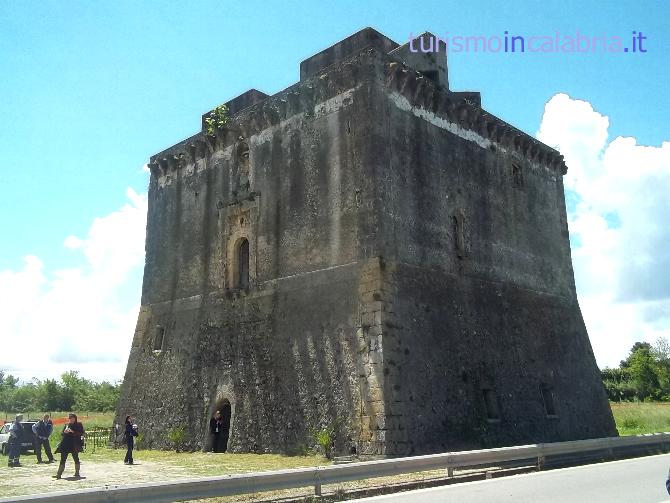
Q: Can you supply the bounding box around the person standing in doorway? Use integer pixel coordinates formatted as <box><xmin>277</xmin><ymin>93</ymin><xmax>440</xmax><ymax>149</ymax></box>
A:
<box><xmin>7</xmin><ymin>414</ymin><xmax>24</xmax><ymax>468</ymax></box>
<box><xmin>124</xmin><ymin>415</ymin><xmax>138</xmax><ymax>465</ymax></box>
<box><xmin>53</xmin><ymin>413</ymin><xmax>85</xmax><ymax>480</ymax></box>
<box><xmin>209</xmin><ymin>411</ymin><xmax>223</xmax><ymax>452</ymax></box>
<box><xmin>32</xmin><ymin>413</ymin><xmax>55</xmax><ymax>463</ymax></box>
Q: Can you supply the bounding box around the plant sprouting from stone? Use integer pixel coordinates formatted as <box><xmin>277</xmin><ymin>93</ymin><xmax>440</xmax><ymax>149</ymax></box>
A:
<box><xmin>205</xmin><ymin>104</ymin><xmax>229</xmax><ymax>137</ymax></box>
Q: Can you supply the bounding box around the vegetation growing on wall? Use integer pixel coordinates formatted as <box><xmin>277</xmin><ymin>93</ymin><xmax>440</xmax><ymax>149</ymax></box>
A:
<box><xmin>204</xmin><ymin>104</ymin><xmax>229</xmax><ymax>137</ymax></box>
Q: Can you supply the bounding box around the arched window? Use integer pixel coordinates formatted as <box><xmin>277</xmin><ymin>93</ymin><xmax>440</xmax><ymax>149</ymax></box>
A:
<box><xmin>237</xmin><ymin>238</ymin><xmax>249</xmax><ymax>289</ymax></box>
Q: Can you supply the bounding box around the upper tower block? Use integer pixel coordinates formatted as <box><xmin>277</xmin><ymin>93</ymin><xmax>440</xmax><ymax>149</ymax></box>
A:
<box><xmin>389</xmin><ymin>32</ymin><xmax>449</xmax><ymax>90</ymax></box>
<box><xmin>300</xmin><ymin>28</ymin><xmax>449</xmax><ymax>91</ymax></box>
<box><xmin>300</xmin><ymin>27</ymin><xmax>398</xmax><ymax>80</ymax></box>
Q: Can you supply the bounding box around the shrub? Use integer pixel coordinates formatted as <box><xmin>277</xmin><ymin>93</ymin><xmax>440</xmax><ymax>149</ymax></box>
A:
<box><xmin>204</xmin><ymin>104</ymin><xmax>228</xmax><ymax>137</ymax></box>
<box><xmin>166</xmin><ymin>427</ymin><xmax>187</xmax><ymax>452</ymax></box>
<box><xmin>312</xmin><ymin>421</ymin><xmax>340</xmax><ymax>459</ymax></box>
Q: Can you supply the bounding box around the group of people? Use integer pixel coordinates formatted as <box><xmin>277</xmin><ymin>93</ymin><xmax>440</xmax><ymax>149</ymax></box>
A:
<box><xmin>7</xmin><ymin>413</ymin><xmax>84</xmax><ymax>478</ymax></box>
<box><xmin>6</xmin><ymin>412</ymin><xmax>139</xmax><ymax>479</ymax></box>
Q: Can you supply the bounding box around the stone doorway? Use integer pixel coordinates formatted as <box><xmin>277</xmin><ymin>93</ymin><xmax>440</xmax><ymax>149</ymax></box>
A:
<box><xmin>211</xmin><ymin>398</ymin><xmax>232</xmax><ymax>453</ymax></box>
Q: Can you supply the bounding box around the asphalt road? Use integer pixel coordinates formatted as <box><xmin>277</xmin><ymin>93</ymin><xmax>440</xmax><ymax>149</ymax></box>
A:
<box><xmin>349</xmin><ymin>454</ymin><xmax>670</xmax><ymax>502</ymax></box>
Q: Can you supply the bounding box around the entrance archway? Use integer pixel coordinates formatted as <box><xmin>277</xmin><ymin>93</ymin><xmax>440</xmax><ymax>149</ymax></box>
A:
<box><xmin>211</xmin><ymin>398</ymin><xmax>232</xmax><ymax>453</ymax></box>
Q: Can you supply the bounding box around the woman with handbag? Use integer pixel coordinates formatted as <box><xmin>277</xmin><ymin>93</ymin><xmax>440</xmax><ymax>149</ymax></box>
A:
<box><xmin>53</xmin><ymin>413</ymin><xmax>85</xmax><ymax>480</ymax></box>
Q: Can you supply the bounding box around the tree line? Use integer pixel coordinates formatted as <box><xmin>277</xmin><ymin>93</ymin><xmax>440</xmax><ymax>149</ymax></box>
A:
<box><xmin>601</xmin><ymin>338</ymin><xmax>670</xmax><ymax>402</ymax></box>
<box><xmin>0</xmin><ymin>370</ymin><xmax>121</xmax><ymax>413</ymax></box>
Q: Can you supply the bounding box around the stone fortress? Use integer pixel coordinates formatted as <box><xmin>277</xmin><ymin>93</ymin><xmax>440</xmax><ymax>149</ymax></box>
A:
<box><xmin>116</xmin><ymin>28</ymin><xmax>617</xmax><ymax>456</ymax></box>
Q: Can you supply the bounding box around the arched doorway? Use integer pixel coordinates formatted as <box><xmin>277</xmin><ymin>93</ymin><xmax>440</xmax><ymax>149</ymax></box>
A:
<box><xmin>210</xmin><ymin>398</ymin><xmax>232</xmax><ymax>453</ymax></box>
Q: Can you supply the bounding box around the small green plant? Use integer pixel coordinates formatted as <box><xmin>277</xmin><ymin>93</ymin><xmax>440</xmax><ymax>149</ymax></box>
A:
<box><xmin>135</xmin><ymin>432</ymin><xmax>145</xmax><ymax>451</ymax></box>
<box><xmin>312</xmin><ymin>422</ymin><xmax>338</xmax><ymax>459</ymax></box>
<box><xmin>205</xmin><ymin>104</ymin><xmax>229</xmax><ymax>137</ymax></box>
<box><xmin>166</xmin><ymin>426</ymin><xmax>187</xmax><ymax>452</ymax></box>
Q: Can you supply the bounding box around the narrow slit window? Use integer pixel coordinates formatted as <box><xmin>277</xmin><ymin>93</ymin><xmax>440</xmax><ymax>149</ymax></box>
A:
<box><xmin>237</xmin><ymin>238</ymin><xmax>249</xmax><ymax>289</ymax></box>
<box><xmin>512</xmin><ymin>163</ymin><xmax>524</xmax><ymax>189</ymax></box>
<box><xmin>482</xmin><ymin>388</ymin><xmax>500</xmax><ymax>421</ymax></box>
<box><xmin>541</xmin><ymin>384</ymin><xmax>557</xmax><ymax>417</ymax></box>
<box><xmin>154</xmin><ymin>326</ymin><xmax>165</xmax><ymax>351</ymax></box>
<box><xmin>453</xmin><ymin>213</ymin><xmax>465</xmax><ymax>259</ymax></box>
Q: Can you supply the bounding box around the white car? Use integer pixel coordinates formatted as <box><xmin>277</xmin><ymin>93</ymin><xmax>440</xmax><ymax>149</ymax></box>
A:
<box><xmin>0</xmin><ymin>421</ymin><xmax>37</xmax><ymax>455</ymax></box>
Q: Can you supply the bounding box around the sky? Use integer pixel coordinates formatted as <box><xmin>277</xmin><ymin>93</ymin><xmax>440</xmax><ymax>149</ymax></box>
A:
<box><xmin>0</xmin><ymin>0</ymin><xmax>668</xmax><ymax>382</ymax></box>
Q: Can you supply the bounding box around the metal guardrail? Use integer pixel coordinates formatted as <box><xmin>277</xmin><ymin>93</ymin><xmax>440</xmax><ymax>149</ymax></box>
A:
<box><xmin>4</xmin><ymin>432</ymin><xmax>670</xmax><ymax>503</ymax></box>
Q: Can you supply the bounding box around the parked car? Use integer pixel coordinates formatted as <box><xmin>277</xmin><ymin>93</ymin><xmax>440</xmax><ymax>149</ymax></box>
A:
<box><xmin>0</xmin><ymin>421</ymin><xmax>37</xmax><ymax>455</ymax></box>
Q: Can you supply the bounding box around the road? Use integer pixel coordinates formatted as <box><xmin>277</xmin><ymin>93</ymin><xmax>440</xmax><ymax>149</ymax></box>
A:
<box><xmin>350</xmin><ymin>454</ymin><xmax>670</xmax><ymax>502</ymax></box>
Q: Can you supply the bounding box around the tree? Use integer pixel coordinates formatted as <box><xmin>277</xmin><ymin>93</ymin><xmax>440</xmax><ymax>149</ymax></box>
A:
<box><xmin>627</xmin><ymin>346</ymin><xmax>659</xmax><ymax>400</ymax></box>
<box><xmin>0</xmin><ymin>370</ymin><xmax>120</xmax><ymax>413</ymax></box>
<box><xmin>3</xmin><ymin>374</ymin><xmax>19</xmax><ymax>389</ymax></box>
<box><xmin>620</xmin><ymin>342</ymin><xmax>652</xmax><ymax>368</ymax></box>
<box><xmin>604</xmin><ymin>340</ymin><xmax>670</xmax><ymax>402</ymax></box>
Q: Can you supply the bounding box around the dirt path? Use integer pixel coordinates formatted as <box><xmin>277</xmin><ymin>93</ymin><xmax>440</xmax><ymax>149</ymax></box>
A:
<box><xmin>1</xmin><ymin>458</ymin><xmax>193</xmax><ymax>498</ymax></box>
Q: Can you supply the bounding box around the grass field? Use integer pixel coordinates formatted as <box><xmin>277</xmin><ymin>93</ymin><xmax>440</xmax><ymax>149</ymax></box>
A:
<box><xmin>610</xmin><ymin>401</ymin><xmax>670</xmax><ymax>435</ymax></box>
<box><xmin>0</xmin><ymin>411</ymin><xmax>114</xmax><ymax>426</ymax></box>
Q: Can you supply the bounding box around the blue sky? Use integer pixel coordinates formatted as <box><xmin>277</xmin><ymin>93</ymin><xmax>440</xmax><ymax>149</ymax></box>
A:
<box><xmin>1</xmin><ymin>1</ymin><xmax>669</xmax><ymax>380</ymax></box>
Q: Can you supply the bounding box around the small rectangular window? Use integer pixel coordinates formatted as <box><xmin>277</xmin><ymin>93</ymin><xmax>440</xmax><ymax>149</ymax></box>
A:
<box><xmin>482</xmin><ymin>388</ymin><xmax>500</xmax><ymax>421</ymax></box>
<box><xmin>512</xmin><ymin>163</ymin><xmax>524</xmax><ymax>189</ymax></box>
<box><xmin>541</xmin><ymin>384</ymin><xmax>557</xmax><ymax>417</ymax></box>
<box><xmin>154</xmin><ymin>326</ymin><xmax>165</xmax><ymax>351</ymax></box>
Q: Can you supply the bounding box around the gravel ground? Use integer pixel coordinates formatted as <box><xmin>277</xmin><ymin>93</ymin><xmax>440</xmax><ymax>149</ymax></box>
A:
<box><xmin>0</xmin><ymin>457</ymin><xmax>194</xmax><ymax>498</ymax></box>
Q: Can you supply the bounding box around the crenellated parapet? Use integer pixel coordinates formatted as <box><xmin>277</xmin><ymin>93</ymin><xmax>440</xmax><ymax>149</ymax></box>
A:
<box><xmin>149</xmin><ymin>30</ymin><xmax>566</xmax><ymax>179</ymax></box>
<box><xmin>148</xmin><ymin>50</ymin><xmax>375</xmax><ymax>176</ymax></box>
<box><xmin>383</xmin><ymin>56</ymin><xmax>566</xmax><ymax>175</ymax></box>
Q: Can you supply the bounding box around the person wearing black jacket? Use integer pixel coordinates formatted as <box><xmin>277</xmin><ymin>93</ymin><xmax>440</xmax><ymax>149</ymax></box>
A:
<box><xmin>209</xmin><ymin>411</ymin><xmax>224</xmax><ymax>452</ymax></box>
<box><xmin>53</xmin><ymin>413</ymin><xmax>85</xmax><ymax>480</ymax></box>
<box><xmin>124</xmin><ymin>415</ymin><xmax>138</xmax><ymax>465</ymax></box>
<box><xmin>32</xmin><ymin>413</ymin><xmax>55</xmax><ymax>464</ymax></box>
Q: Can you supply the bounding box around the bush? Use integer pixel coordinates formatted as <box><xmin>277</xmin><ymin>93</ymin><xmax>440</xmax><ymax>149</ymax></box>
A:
<box><xmin>312</xmin><ymin>422</ymin><xmax>339</xmax><ymax>459</ymax></box>
<box><xmin>166</xmin><ymin>427</ymin><xmax>187</xmax><ymax>452</ymax></box>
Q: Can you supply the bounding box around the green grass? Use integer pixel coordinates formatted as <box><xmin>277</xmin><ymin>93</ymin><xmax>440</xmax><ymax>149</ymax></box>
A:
<box><xmin>610</xmin><ymin>402</ymin><xmax>670</xmax><ymax>435</ymax></box>
<box><xmin>87</xmin><ymin>447</ymin><xmax>328</xmax><ymax>476</ymax></box>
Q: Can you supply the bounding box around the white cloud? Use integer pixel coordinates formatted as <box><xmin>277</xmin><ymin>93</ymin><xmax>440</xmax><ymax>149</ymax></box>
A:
<box><xmin>538</xmin><ymin>93</ymin><xmax>670</xmax><ymax>368</ymax></box>
<box><xmin>0</xmin><ymin>188</ymin><xmax>147</xmax><ymax>382</ymax></box>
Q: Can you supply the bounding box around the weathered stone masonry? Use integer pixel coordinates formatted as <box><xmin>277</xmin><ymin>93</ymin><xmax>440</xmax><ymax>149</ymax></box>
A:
<box><xmin>116</xmin><ymin>28</ymin><xmax>617</xmax><ymax>456</ymax></box>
